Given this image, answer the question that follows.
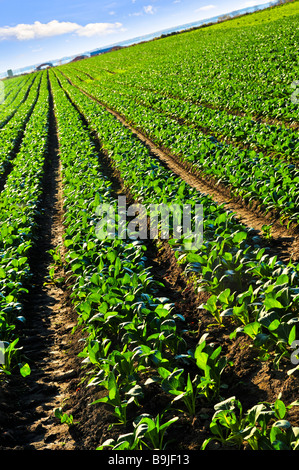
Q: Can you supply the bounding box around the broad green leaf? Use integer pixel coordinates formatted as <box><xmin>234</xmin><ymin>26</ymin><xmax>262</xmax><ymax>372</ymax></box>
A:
<box><xmin>19</xmin><ymin>362</ymin><xmax>31</xmax><ymax>377</ymax></box>
<box><xmin>232</xmin><ymin>231</ymin><xmax>247</xmax><ymax>244</ymax></box>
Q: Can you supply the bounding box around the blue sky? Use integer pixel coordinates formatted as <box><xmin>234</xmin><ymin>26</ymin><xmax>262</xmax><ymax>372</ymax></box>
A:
<box><xmin>0</xmin><ymin>0</ymin><xmax>270</xmax><ymax>73</ymax></box>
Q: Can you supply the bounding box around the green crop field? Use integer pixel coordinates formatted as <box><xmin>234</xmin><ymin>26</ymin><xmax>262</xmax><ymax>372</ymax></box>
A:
<box><xmin>0</xmin><ymin>1</ymin><xmax>298</xmax><ymax>452</ymax></box>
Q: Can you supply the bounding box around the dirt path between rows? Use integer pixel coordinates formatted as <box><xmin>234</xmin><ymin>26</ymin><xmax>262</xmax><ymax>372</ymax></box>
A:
<box><xmin>62</xmin><ymin>74</ymin><xmax>299</xmax><ymax>265</ymax></box>
<box><xmin>0</xmin><ymin>83</ymin><xmax>79</xmax><ymax>450</ymax></box>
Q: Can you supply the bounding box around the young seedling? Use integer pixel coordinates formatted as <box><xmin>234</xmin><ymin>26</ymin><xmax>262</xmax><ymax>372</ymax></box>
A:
<box><xmin>54</xmin><ymin>407</ymin><xmax>75</xmax><ymax>427</ymax></box>
<box><xmin>261</xmin><ymin>224</ymin><xmax>273</xmax><ymax>240</ymax></box>
<box><xmin>133</xmin><ymin>413</ymin><xmax>179</xmax><ymax>450</ymax></box>
<box><xmin>201</xmin><ymin>396</ymin><xmax>299</xmax><ymax>450</ymax></box>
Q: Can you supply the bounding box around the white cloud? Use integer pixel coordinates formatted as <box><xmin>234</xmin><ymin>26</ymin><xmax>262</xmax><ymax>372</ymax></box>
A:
<box><xmin>0</xmin><ymin>20</ymin><xmax>124</xmax><ymax>41</ymax></box>
<box><xmin>144</xmin><ymin>5</ymin><xmax>155</xmax><ymax>14</ymax></box>
<box><xmin>195</xmin><ymin>4</ymin><xmax>216</xmax><ymax>12</ymax></box>
<box><xmin>76</xmin><ymin>22</ymin><xmax>124</xmax><ymax>37</ymax></box>
<box><xmin>129</xmin><ymin>4</ymin><xmax>157</xmax><ymax>17</ymax></box>
<box><xmin>0</xmin><ymin>20</ymin><xmax>77</xmax><ymax>40</ymax></box>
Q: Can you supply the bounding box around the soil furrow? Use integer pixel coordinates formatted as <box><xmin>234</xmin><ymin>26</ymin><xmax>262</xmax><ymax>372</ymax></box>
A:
<box><xmin>0</xmin><ymin>74</ymin><xmax>80</xmax><ymax>450</ymax></box>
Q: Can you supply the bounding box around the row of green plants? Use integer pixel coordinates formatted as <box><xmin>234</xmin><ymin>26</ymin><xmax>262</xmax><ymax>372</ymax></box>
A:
<box><xmin>0</xmin><ymin>73</ymin><xmax>42</xmax><ymax>182</ymax></box>
<box><xmin>57</xmin><ymin>68</ymin><xmax>298</xmax><ymax>362</ymax></box>
<box><xmin>49</xmin><ymin>70</ymin><xmax>299</xmax><ymax>450</ymax></box>
<box><xmin>65</xmin><ymin>1</ymin><xmax>298</xmax><ymax>122</ymax></box>
<box><xmin>70</xmin><ymin>66</ymin><xmax>298</xmax><ymax>162</ymax></box>
<box><xmin>50</xmin><ymin>71</ymin><xmax>194</xmax><ymax>449</ymax></box>
<box><xmin>59</xmin><ymin>69</ymin><xmax>299</xmax><ymax>227</ymax></box>
<box><xmin>0</xmin><ymin>71</ymin><xmax>49</xmax><ymax>377</ymax></box>
<box><xmin>0</xmin><ymin>73</ymin><xmax>38</xmax><ymax>128</ymax></box>
<box><xmin>56</xmin><ymin>69</ymin><xmax>299</xmax><ymax>370</ymax></box>
<box><xmin>1</xmin><ymin>74</ymin><xmax>27</xmax><ymax>108</ymax></box>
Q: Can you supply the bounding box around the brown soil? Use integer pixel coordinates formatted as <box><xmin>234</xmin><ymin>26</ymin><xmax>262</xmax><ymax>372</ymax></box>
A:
<box><xmin>0</xmin><ymin>75</ymin><xmax>298</xmax><ymax>453</ymax></box>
